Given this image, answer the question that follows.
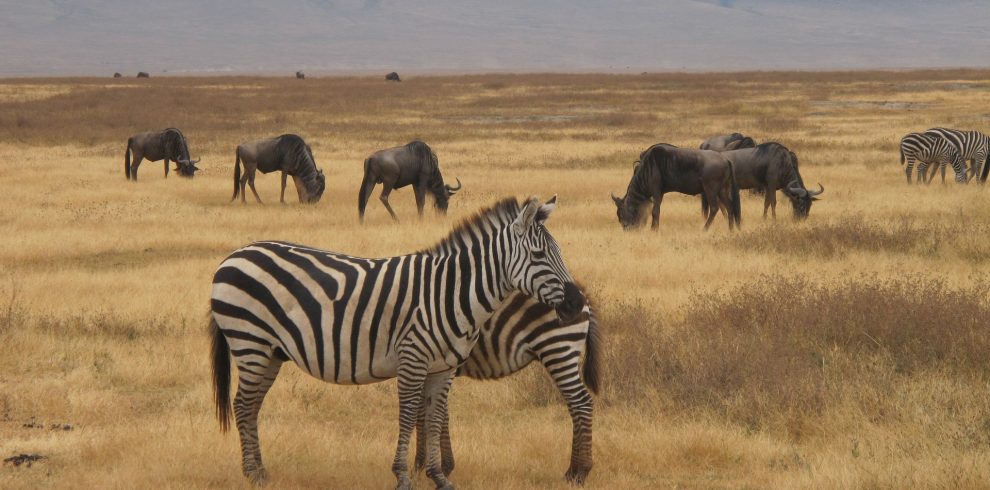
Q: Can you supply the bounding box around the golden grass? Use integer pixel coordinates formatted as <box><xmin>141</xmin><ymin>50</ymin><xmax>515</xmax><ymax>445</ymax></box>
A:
<box><xmin>2</xmin><ymin>71</ymin><xmax>990</xmax><ymax>488</ymax></box>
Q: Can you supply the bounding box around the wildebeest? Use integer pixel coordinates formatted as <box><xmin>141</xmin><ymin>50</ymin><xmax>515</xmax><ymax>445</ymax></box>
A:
<box><xmin>358</xmin><ymin>140</ymin><xmax>461</xmax><ymax>221</ymax></box>
<box><xmin>113</xmin><ymin>72</ymin><xmax>122</xmax><ymax>78</ymax></box>
<box><xmin>296</xmin><ymin>71</ymin><xmax>305</xmax><ymax>79</ymax></box>
<box><xmin>385</xmin><ymin>71</ymin><xmax>401</xmax><ymax>82</ymax></box>
<box><xmin>124</xmin><ymin>128</ymin><xmax>200</xmax><ymax>180</ymax></box>
<box><xmin>611</xmin><ymin>144</ymin><xmax>741</xmax><ymax>230</ymax></box>
<box><xmin>137</xmin><ymin>72</ymin><xmax>150</xmax><ymax>78</ymax></box>
<box><xmin>699</xmin><ymin>132</ymin><xmax>756</xmax><ymax>151</ymax></box>
<box><xmin>717</xmin><ymin>142</ymin><xmax>824</xmax><ymax>219</ymax></box>
<box><xmin>231</xmin><ymin>134</ymin><xmax>326</xmax><ymax>204</ymax></box>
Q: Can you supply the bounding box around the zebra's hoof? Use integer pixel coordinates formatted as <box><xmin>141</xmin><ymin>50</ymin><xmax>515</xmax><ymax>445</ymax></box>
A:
<box><xmin>564</xmin><ymin>467</ymin><xmax>589</xmax><ymax>486</ymax></box>
<box><xmin>436</xmin><ymin>484</ymin><xmax>455</xmax><ymax>490</ymax></box>
<box><xmin>395</xmin><ymin>478</ymin><xmax>413</xmax><ymax>490</ymax></box>
<box><xmin>247</xmin><ymin>468</ymin><xmax>268</xmax><ymax>486</ymax></box>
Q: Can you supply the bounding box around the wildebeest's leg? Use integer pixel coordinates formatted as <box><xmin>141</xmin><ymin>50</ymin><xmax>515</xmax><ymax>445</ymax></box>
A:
<box><xmin>421</xmin><ymin>369</ymin><xmax>456</xmax><ymax>489</ymax></box>
<box><xmin>703</xmin><ymin>188</ymin><xmax>720</xmax><ymax>230</ymax></box>
<box><xmin>650</xmin><ymin>195</ymin><xmax>663</xmax><ymax>230</ymax></box>
<box><xmin>164</xmin><ymin>158</ymin><xmax>169</xmax><ymax>178</ymax></box>
<box><xmin>247</xmin><ymin>169</ymin><xmax>263</xmax><ymax>204</ymax></box>
<box><xmin>233</xmin><ymin>352</ymin><xmax>283</xmax><ymax>485</ymax></box>
<box><xmin>130</xmin><ymin>152</ymin><xmax>145</xmax><ymax>181</ymax></box>
<box><xmin>280</xmin><ymin>172</ymin><xmax>287</xmax><ymax>204</ymax></box>
<box><xmin>392</xmin><ymin>347</ymin><xmax>430</xmax><ymax>490</ymax></box>
<box><xmin>379</xmin><ymin>177</ymin><xmax>400</xmax><ymax>222</ymax></box>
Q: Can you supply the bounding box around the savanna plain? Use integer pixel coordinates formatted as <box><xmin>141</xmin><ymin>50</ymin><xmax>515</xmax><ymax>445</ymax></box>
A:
<box><xmin>2</xmin><ymin>71</ymin><xmax>990</xmax><ymax>489</ymax></box>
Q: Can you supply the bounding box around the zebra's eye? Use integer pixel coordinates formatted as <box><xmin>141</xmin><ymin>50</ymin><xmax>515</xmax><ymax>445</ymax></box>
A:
<box><xmin>532</xmin><ymin>249</ymin><xmax>546</xmax><ymax>259</ymax></box>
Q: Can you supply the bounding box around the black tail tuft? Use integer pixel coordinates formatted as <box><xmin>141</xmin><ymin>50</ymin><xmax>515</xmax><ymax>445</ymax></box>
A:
<box><xmin>231</xmin><ymin>149</ymin><xmax>241</xmax><ymax>202</ymax></box>
<box><xmin>210</xmin><ymin>317</ymin><xmax>231</xmax><ymax>433</ymax></box>
<box><xmin>358</xmin><ymin>159</ymin><xmax>374</xmax><ymax>220</ymax></box>
<box><xmin>583</xmin><ymin>308</ymin><xmax>602</xmax><ymax>396</ymax></box>
<box><xmin>124</xmin><ymin>139</ymin><xmax>132</xmax><ymax>180</ymax></box>
<box><xmin>981</xmin><ymin>153</ymin><xmax>990</xmax><ymax>184</ymax></box>
<box><xmin>729</xmin><ymin>162</ymin><xmax>741</xmax><ymax>228</ymax></box>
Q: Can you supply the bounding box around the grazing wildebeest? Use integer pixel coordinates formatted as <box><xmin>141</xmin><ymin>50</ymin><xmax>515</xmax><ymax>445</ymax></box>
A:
<box><xmin>137</xmin><ymin>72</ymin><xmax>150</xmax><ymax>78</ymax></box>
<box><xmin>699</xmin><ymin>132</ymin><xmax>756</xmax><ymax>151</ymax></box>
<box><xmin>611</xmin><ymin>144</ymin><xmax>740</xmax><ymax>231</ymax></box>
<box><xmin>386</xmin><ymin>71</ymin><xmax>402</xmax><ymax>82</ymax></box>
<box><xmin>124</xmin><ymin>128</ymin><xmax>200</xmax><ymax>180</ymax></box>
<box><xmin>717</xmin><ymin>142</ymin><xmax>824</xmax><ymax>219</ymax></box>
<box><xmin>358</xmin><ymin>141</ymin><xmax>461</xmax><ymax>221</ymax></box>
<box><xmin>113</xmin><ymin>72</ymin><xmax>122</xmax><ymax>78</ymax></box>
<box><xmin>296</xmin><ymin>71</ymin><xmax>305</xmax><ymax>79</ymax></box>
<box><xmin>231</xmin><ymin>134</ymin><xmax>326</xmax><ymax>204</ymax></box>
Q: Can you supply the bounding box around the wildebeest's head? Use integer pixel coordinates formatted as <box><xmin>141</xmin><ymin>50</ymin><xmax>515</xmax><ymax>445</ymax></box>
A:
<box><xmin>507</xmin><ymin>196</ymin><xmax>583</xmax><ymax>321</ymax></box>
<box><xmin>304</xmin><ymin>169</ymin><xmax>327</xmax><ymax>203</ymax></box>
<box><xmin>176</xmin><ymin>158</ymin><xmax>200</xmax><ymax>177</ymax></box>
<box><xmin>784</xmin><ymin>180</ymin><xmax>823</xmax><ymax>219</ymax></box>
<box><xmin>610</xmin><ymin>192</ymin><xmax>644</xmax><ymax>229</ymax></box>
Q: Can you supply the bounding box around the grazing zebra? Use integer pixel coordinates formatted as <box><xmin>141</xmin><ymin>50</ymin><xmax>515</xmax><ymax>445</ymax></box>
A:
<box><xmin>923</xmin><ymin>127</ymin><xmax>990</xmax><ymax>183</ymax></box>
<box><xmin>414</xmin><ymin>288</ymin><xmax>601</xmax><ymax>485</ymax></box>
<box><xmin>899</xmin><ymin>132</ymin><xmax>966</xmax><ymax>184</ymax></box>
<box><xmin>210</xmin><ymin>196</ymin><xmax>583</xmax><ymax>489</ymax></box>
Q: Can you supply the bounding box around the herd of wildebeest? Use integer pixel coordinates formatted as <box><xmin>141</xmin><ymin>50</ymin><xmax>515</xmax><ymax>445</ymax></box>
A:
<box><xmin>112</xmin><ymin>75</ymin><xmax>990</xmax><ymax>489</ymax></box>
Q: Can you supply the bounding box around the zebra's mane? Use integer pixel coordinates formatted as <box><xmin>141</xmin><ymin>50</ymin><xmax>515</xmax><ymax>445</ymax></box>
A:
<box><xmin>421</xmin><ymin>197</ymin><xmax>523</xmax><ymax>255</ymax></box>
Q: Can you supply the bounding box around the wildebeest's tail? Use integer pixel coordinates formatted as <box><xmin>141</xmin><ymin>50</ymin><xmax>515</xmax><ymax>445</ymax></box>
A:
<box><xmin>231</xmin><ymin>149</ymin><xmax>241</xmax><ymax>202</ymax></box>
<box><xmin>210</xmin><ymin>316</ymin><xmax>231</xmax><ymax>433</ymax></box>
<box><xmin>583</xmin><ymin>306</ymin><xmax>602</xmax><ymax>395</ymax></box>
<box><xmin>124</xmin><ymin>138</ymin><xmax>131</xmax><ymax>180</ymax></box>
<box><xmin>728</xmin><ymin>161</ymin><xmax>741</xmax><ymax>228</ymax></box>
<box><xmin>358</xmin><ymin>158</ymin><xmax>373</xmax><ymax>219</ymax></box>
<box><xmin>700</xmin><ymin>193</ymin><xmax>709</xmax><ymax>218</ymax></box>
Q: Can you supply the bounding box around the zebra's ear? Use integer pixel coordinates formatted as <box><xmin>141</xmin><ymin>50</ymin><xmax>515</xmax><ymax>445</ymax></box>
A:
<box><xmin>535</xmin><ymin>195</ymin><xmax>556</xmax><ymax>224</ymax></box>
<box><xmin>512</xmin><ymin>197</ymin><xmax>541</xmax><ymax>235</ymax></box>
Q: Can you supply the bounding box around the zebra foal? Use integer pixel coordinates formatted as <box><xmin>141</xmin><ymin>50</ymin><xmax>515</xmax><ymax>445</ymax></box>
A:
<box><xmin>209</xmin><ymin>196</ymin><xmax>583</xmax><ymax>489</ymax></box>
<box><xmin>414</xmin><ymin>288</ymin><xmax>601</xmax><ymax>484</ymax></box>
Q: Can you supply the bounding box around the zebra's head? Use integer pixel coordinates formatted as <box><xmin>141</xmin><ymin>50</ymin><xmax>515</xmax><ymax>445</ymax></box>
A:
<box><xmin>507</xmin><ymin>196</ymin><xmax>584</xmax><ymax>321</ymax></box>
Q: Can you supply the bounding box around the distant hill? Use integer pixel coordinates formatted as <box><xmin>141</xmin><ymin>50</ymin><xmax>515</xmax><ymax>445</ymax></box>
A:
<box><xmin>0</xmin><ymin>0</ymin><xmax>987</xmax><ymax>75</ymax></box>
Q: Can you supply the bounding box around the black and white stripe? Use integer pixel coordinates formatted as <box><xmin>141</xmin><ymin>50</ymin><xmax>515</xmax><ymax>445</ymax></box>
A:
<box><xmin>924</xmin><ymin>127</ymin><xmax>990</xmax><ymax>183</ymax></box>
<box><xmin>414</xmin><ymin>288</ymin><xmax>601</xmax><ymax>484</ymax></box>
<box><xmin>209</xmin><ymin>196</ymin><xmax>579</xmax><ymax>489</ymax></box>
<box><xmin>899</xmin><ymin>132</ymin><xmax>967</xmax><ymax>184</ymax></box>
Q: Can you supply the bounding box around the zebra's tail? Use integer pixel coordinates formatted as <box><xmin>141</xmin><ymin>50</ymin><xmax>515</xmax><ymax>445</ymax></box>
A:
<box><xmin>981</xmin><ymin>153</ymin><xmax>990</xmax><ymax>184</ymax></box>
<box><xmin>583</xmin><ymin>308</ymin><xmax>602</xmax><ymax>395</ymax></box>
<box><xmin>231</xmin><ymin>149</ymin><xmax>241</xmax><ymax>202</ymax></box>
<box><xmin>124</xmin><ymin>139</ymin><xmax>132</xmax><ymax>180</ymax></box>
<box><xmin>210</xmin><ymin>316</ymin><xmax>232</xmax><ymax>433</ymax></box>
<box><xmin>900</xmin><ymin>144</ymin><xmax>906</xmax><ymax>166</ymax></box>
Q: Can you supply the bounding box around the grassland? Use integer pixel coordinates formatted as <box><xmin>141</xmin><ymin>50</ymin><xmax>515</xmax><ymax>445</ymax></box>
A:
<box><xmin>2</xmin><ymin>70</ymin><xmax>990</xmax><ymax>489</ymax></box>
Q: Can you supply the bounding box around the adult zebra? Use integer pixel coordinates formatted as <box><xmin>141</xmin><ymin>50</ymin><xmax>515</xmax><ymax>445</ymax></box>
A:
<box><xmin>414</xmin><ymin>288</ymin><xmax>601</xmax><ymax>485</ymax></box>
<box><xmin>899</xmin><ymin>132</ymin><xmax>966</xmax><ymax>184</ymax></box>
<box><xmin>923</xmin><ymin>127</ymin><xmax>990</xmax><ymax>183</ymax></box>
<box><xmin>209</xmin><ymin>196</ymin><xmax>583</xmax><ymax>489</ymax></box>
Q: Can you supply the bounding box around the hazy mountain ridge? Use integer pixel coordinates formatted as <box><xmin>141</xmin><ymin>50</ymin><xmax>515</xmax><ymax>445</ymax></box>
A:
<box><xmin>0</xmin><ymin>0</ymin><xmax>987</xmax><ymax>75</ymax></box>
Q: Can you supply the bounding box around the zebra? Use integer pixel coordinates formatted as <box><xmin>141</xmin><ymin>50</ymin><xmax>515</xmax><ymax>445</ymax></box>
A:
<box><xmin>414</xmin><ymin>288</ymin><xmax>601</xmax><ymax>485</ymax></box>
<box><xmin>923</xmin><ymin>127</ymin><xmax>990</xmax><ymax>183</ymax></box>
<box><xmin>899</xmin><ymin>132</ymin><xmax>966</xmax><ymax>184</ymax></box>
<box><xmin>209</xmin><ymin>196</ymin><xmax>583</xmax><ymax>489</ymax></box>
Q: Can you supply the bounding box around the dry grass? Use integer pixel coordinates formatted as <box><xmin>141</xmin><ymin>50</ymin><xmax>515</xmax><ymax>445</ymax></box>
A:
<box><xmin>2</xmin><ymin>70</ymin><xmax>990</xmax><ymax>489</ymax></box>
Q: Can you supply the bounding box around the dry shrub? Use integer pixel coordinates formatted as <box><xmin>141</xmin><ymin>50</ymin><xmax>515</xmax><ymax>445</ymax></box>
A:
<box><xmin>604</xmin><ymin>275</ymin><xmax>990</xmax><ymax>440</ymax></box>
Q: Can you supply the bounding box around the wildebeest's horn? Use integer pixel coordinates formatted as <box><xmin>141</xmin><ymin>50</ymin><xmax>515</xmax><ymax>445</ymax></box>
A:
<box><xmin>446</xmin><ymin>178</ymin><xmax>462</xmax><ymax>192</ymax></box>
<box><xmin>788</xmin><ymin>180</ymin><xmax>807</xmax><ymax>197</ymax></box>
<box><xmin>808</xmin><ymin>183</ymin><xmax>824</xmax><ymax>196</ymax></box>
<box><xmin>611</xmin><ymin>192</ymin><xmax>623</xmax><ymax>204</ymax></box>
<box><xmin>191</xmin><ymin>158</ymin><xmax>201</xmax><ymax>164</ymax></box>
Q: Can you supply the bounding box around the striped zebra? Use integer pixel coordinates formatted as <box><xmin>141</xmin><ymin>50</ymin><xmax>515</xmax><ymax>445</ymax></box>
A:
<box><xmin>899</xmin><ymin>132</ymin><xmax>966</xmax><ymax>184</ymax></box>
<box><xmin>414</xmin><ymin>288</ymin><xmax>601</xmax><ymax>485</ymax></box>
<box><xmin>209</xmin><ymin>196</ymin><xmax>583</xmax><ymax>489</ymax></box>
<box><xmin>924</xmin><ymin>127</ymin><xmax>990</xmax><ymax>183</ymax></box>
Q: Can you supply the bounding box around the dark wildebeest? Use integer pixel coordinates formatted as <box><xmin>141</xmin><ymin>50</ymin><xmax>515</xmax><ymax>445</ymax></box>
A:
<box><xmin>716</xmin><ymin>142</ymin><xmax>824</xmax><ymax>219</ymax></box>
<box><xmin>358</xmin><ymin>141</ymin><xmax>461</xmax><ymax>222</ymax></box>
<box><xmin>699</xmin><ymin>132</ymin><xmax>756</xmax><ymax>151</ymax></box>
<box><xmin>113</xmin><ymin>72</ymin><xmax>122</xmax><ymax>78</ymax></box>
<box><xmin>611</xmin><ymin>144</ymin><xmax>741</xmax><ymax>231</ymax></box>
<box><xmin>231</xmin><ymin>134</ymin><xmax>326</xmax><ymax>204</ymax></box>
<box><xmin>124</xmin><ymin>128</ymin><xmax>200</xmax><ymax>180</ymax></box>
<box><xmin>296</xmin><ymin>71</ymin><xmax>305</xmax><ymax>79</ymax></box>
<box><xmin>385</xmin><ymin>72</ymin><xmax>401</xmax><ymax>82</ymax></box>
<box><xmin>137</xmin><ymin>72</ymin><xmax>150</xmax><ymax>78</ymax></box>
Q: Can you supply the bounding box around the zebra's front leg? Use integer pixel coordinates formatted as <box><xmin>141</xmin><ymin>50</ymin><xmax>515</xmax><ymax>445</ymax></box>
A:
<box><xmin>393</xmin><ymin>354</ymin><xmax>430</xmax><ymax>490</ymax></box>
<box><xmin>544</xmin><ymin>355</ymin><xmax>594</xmax><ymax>484</ymax></box>
<box><xmin>422</xmin><ymin>369</ymin><xmax>456</xmax><ymax>489</ymax></box>
<box><xmin>414</xmin><ymin>388</ymin><xmax>455</xmax><ymax>477</ymax></box>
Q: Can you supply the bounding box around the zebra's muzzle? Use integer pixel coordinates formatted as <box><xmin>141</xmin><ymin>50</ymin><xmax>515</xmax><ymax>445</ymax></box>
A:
<box><xmin>555</xmin><ymin>282</ymin><xmax>585</xmax><ymax>323</ymax></box>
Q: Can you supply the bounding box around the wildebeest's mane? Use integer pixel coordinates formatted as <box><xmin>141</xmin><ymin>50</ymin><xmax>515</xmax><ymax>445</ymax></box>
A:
<box><xmin>162</xmin><ymin>128</ymin><xmax>190</xmax><ymax>161</ymax></box>
<box><xmin>421</xmin><ymin>197</ymin><xmax>523</xmax><ymax>255</ymax></box>
<box><xmin>275</xmin><ymin>134</ymin><xmax>321</xmax><ymax>189</ymax></box>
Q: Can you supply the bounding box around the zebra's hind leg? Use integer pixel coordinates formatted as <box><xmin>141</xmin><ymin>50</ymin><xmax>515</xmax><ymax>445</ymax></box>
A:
<box><xmin>422</xmin><ymin>369</ymin><xmax>456</xmax><ymax>490</ymax></box>
<box><xmin>233</xmin><ymin>351</ymin><xmax>283</xmax><ymax>486</ymax></box>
